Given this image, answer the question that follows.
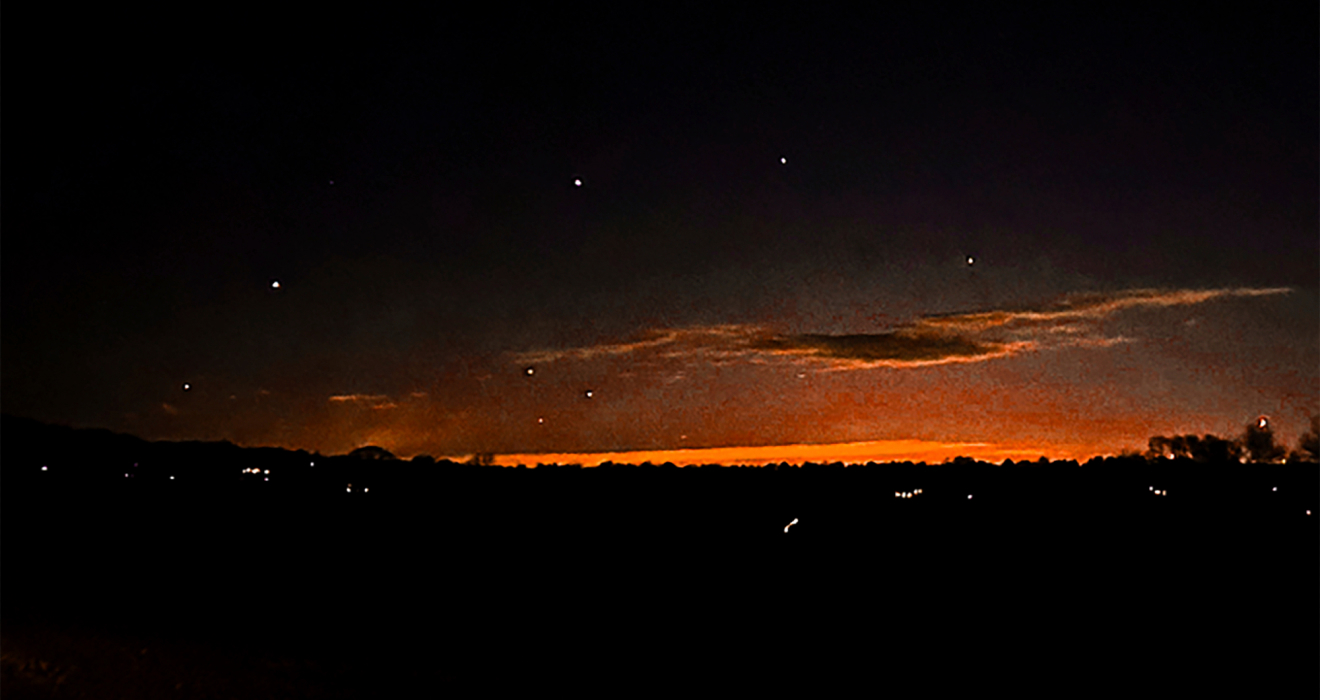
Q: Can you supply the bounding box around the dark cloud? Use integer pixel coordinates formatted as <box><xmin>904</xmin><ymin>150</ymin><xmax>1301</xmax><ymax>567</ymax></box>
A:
<box><xmin>749</xmin><ymin>332</ymin><xmax>1018</xmax><ymax>366</ymax></box>
<box><xmin>516</xmin><ymin>286</ymin><xmax>1292</xmax><ymax>370</ymax></box>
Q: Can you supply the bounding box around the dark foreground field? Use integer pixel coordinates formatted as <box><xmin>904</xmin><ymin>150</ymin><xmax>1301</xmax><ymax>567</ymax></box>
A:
<box><xmin>3</xmin><ymin>425</ymin><xmax>1316</xmax><ymax>697</ymax></box>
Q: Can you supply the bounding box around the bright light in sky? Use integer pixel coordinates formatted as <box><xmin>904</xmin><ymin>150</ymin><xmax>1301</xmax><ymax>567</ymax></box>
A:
<box><xmin>41</xmin><ymin>466</ymin><xmax>47</xmax><ymax>471</ymax></box>
<box><xmin>182</xmin><ymin>383</ymin><xmax>191</xmax><ymax>391</ymax></box>
<box><xmin>780</xmin><ymin>157</ymin><xmax>787</xmax><ymax>164</ymax></box>
<box><xmin>271</xmin><ymin>280</ymin><xmax>281</xmax><ymax>289</ymax></box>
<box><xmin>574</xmin><ymin>179</ymin><xmax>582</xmax><ymax>186</ymax></box>
<box><xmin>784</xmin><ymin>518</ymin><xmax>798</xmax><ymax>533</ymax></box>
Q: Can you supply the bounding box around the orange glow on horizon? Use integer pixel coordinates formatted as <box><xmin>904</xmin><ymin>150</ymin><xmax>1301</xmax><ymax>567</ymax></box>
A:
<box><xmin>472</xmin><ymin>438</ymin><xmax>1110</xmax><ymax>467</ymax></box>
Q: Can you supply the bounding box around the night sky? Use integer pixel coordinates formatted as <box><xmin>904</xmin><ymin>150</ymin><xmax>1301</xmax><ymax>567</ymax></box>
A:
<box><xmin>5</xmin><ymin>6</ymin><xmax>1317</xmax><ymax>463</ymax></box>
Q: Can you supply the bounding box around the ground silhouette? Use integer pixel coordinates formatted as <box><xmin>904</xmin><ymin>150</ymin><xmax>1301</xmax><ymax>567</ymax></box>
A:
<box><xmin>2</xmin><ymin>414</ymin><xmax>1315</xmax><ymax>696</ymax></box>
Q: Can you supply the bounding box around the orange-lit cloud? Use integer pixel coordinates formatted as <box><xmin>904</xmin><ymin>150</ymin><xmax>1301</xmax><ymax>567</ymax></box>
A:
<box><xmin>329</xmin><ymin>394</ymin><xmax>392</xmax><ymax>403</ymax></box>
<box><xmin>513</xmin><ymin>286</ymin><xmax>1291</xmax><ymax>370</ymax></box>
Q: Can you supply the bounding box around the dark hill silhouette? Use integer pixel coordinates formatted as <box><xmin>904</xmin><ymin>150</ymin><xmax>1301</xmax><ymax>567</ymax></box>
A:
<box><xmin>347</xmin><ymin>445</ymin><xmax>396</xmax><ymax>460</ymax></box>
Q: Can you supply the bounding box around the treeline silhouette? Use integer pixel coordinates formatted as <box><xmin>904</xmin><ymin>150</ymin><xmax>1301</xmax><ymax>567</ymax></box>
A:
<box><xmin>1144</xmin><ymin>415</ymin><xmax>1319</xmax><ymax>464</ymax></box>
<box><xmin>5</xmin><ymin>414</ymin><xmax>1316</xmax><ymax>496</ymax></box>
<box><xmin>2</xmin><ymin>413</ymin><xmax>1316</xmax><ymax>697</ymax></box>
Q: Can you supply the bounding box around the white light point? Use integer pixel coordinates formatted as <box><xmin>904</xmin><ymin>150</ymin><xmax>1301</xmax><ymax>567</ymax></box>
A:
<box><xmin>1308</xmin><ymin>511</ymin><xmax>1312</xmax><ymax>516</ymax></box>
<box><xmin>364</xmin><ymin>488</ymin><xmax>369</xmax><ymax>493</ymax></box>
<box><xmin>525</xmin><ymin>367</ymin><xmax>535</xmax><ymax>376</ymax></box>
<box><xmin>41</xmin><ymin>466</ymin><xmax>47</xmax><ymax>471</ymax></box>
<box><xmin>537</xmin><ymin>417</ymin><xmax>544</xmax><ymax>424</ymax></box>
<box><xmin>346</xmin><ymin>488</ymin><xmax>351</xmax><ymax>493</ymax></box>
<box><xmin>271</xmin><ymin>280</ymin><xmax>281</xmax><ymax>289</ymax></box>
<box><xmin>264</xmin><ymin>469</ymin><xmax>270</xmax><ymax>475</ymax></box>
<box><xmin>182</xmin><ymin>383</ymin><xmax>191</xmax><ymax>391</ymax></box>
<box><xmin>264</xmin><ymin>477</ymin><xmax>268</xmax><ymax>482</ymax></box>
<box><xmin>784</xmin><ymin>518</ymin><xmax>798</xmax><ymax>533</ymax></box>
<box><xmin>966</xmin><ymin>256</ymin><xmax>975</xmax><ymax>266</ymax></box>
<box><xmin>310</xmin><ymin>462</ymin><xmax>315</xmax><ymax>467</ymax></box>
<box><xmin>584</xmin><ymin>390</ymin><xmax>594</xmax><ymax>399</ymax></box>
<box><xmin>967</xmin><ymin>495</ymin><xmax>973</xmax><ymax>499</ymax></box>
<box><xmin>170</xmin><ymin>476</ymin><xmax>175</xmax><ymax>480</ymax></box>
<box><xmin>1272</xmin><ymin>487</ymin><xmax>1277</xmax><ymax>492</ymax></box>
<box><xmin>780</xmin><ymin>157</ymin><xmax>787</xmax><ymax>164</ymax></box>
<box><xmin>1259</xmin><ymin>417</ymin><xmax>1268</xmax><ymax>428</ymax></box>
<box><xmin>574</xmin><ymin>179</ymin><xmax>582</xmax><ymax>187</ymax></box>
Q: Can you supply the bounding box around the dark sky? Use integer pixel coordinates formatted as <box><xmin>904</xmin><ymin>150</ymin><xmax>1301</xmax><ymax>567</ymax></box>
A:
<box><xmin>5</xmin><ymin>6</ymin><xmax>1317</xmax><ymax>461</ymax></box>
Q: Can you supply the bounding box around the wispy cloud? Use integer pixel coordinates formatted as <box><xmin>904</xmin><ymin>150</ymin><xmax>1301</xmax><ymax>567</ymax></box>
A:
<box><xmin>514</xmin><ymin>287</ymin><xmax>1291</xmax><ymax>370</ymax></box>
<box><xmin>329</xmin><ymin>394</ymin><xmax>392</xmax><ymax>403</ymax></box>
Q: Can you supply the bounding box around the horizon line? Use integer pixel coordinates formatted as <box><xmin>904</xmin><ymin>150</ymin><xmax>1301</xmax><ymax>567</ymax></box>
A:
<box><xmin>438</xmin><ymin>438</ymin><xmax>1123</xmax><ymax>467</ymax></box>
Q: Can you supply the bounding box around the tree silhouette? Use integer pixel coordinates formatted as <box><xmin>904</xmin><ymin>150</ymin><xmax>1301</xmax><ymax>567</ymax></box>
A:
<box><xmin>348</xmin><ymin>445</ymin><xmax>397</xmax><ymax>460</ymax></box>
<box><xmin>1239</xmin><ymin>419</ymin><xmax>1286</xmax><ymax>464</ymax></box>
<box><xmin>1146</xmin><ymin>434</ymin><xmax>1241</xmax><ymax>463</ymax></box>
<box><xmin>1291</xmin><ymin>415</ymin><xmax>1319</xmax><ymax>462</ymax></box>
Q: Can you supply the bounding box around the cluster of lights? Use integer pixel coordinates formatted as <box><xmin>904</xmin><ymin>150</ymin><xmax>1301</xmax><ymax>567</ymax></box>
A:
<box><xmin>346</xmin><ymin>483</ymin><xmax>369</xmax><ymax>493</ymax></box>
<box><xmin>242</xmin><ymin>468</ymin><xmax>270</xmax><ymax>475</ymax></box>
<box><xmin>1150</xmin><ymin>486</ymin><xmax>1168</xmax><ymax>496</ymax></box>
<box><xmin>894</xmin><ymin>489</ymin><xmax>923</xmax><ymax>499</ymax></box>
